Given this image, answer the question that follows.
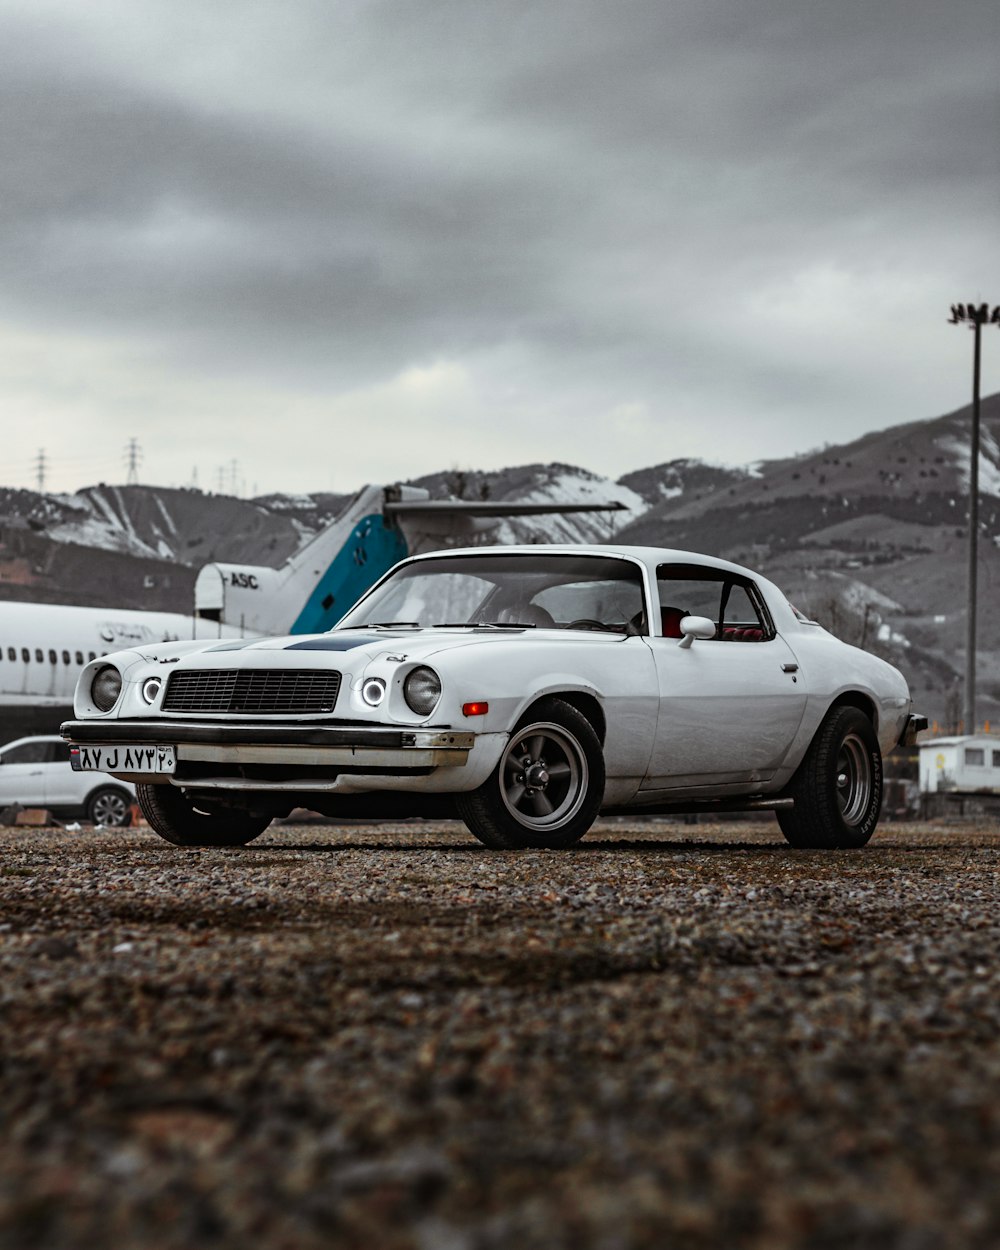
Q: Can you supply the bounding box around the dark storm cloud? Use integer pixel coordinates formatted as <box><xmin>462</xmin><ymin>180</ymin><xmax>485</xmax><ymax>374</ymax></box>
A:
<box><xmin>0</xmin><ymin>59</ymin><xmax>565</xmax><ymax>382</ymax></box>
<box><xmin>0</xmin><ymin>0</ymin><xmax>997</xmax><ymax>489</ymax></box>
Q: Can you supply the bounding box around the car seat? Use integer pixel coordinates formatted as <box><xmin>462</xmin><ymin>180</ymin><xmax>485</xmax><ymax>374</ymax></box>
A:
<box><xmin>660</xmin><ymin>605</ymin><xmax>688</xmax><ymax>638</ymax></box>
<box><xmin>494</xmin><ymin>603</ymin><xmax>556</xmax><ymax>628</ymax></box>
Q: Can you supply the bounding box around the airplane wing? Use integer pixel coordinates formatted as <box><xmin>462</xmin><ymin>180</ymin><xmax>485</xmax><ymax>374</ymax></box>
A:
<box><xmin>383</xmin><ymin>499</ymin><xmax>628</xmax><ymax>517</ymax></box>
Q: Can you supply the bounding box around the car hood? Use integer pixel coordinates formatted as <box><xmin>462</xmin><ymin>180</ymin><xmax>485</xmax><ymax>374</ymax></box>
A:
<box><xmin>159</xmin><ymin>627</ymin><xmax>628</xmax><ymax>667</ymax></box>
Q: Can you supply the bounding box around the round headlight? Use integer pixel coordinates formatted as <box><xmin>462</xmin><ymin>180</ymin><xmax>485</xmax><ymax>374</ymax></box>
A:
<box><xmin>91</xmin><ymin>665</ymin><xmax>123</xmax><ymax>712</ymax></box>
<box><xmin>361</xmin><ymin>677</ymin><xmax>386</xmax><ymax>707</ymax></box>
<box><xmin>141</xmin><ymin>676</ymin><xmax>163</xmax><ymax>705</ymax></box>
<box><xmin>403</xmin><ymin>666</ymin><xmax>441</xmax><ymax>716</ymax></box>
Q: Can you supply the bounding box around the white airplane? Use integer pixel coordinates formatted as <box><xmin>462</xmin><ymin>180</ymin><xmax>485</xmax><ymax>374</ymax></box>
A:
<box><xmin>0</xmin><ymin>483</ymin><xmax>625</xmax><ymax>738</ymax></box>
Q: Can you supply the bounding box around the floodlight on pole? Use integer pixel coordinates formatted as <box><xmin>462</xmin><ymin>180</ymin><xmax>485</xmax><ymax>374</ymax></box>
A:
<box><xmin>947</xmin><ymin>302</ymin><xmax>1000</xmax><ymax>733</ymax></box>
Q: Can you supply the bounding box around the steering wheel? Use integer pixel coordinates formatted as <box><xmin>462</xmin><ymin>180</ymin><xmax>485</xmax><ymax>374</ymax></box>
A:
<box><xmin>567</xmin><ymin>619</ymin><xmax>607</xmax><ymax>631</ymax></box>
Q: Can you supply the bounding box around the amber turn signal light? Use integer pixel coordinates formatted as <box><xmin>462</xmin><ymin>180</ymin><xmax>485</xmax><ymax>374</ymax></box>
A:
<box><xmin>462</xmin><ymin>701</ymin><xmax>489</xmax><ymax>717</ymax></box>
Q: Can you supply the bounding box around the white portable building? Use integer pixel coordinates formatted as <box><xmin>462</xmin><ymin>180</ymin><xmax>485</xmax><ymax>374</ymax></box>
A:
<box><xmin>919</xmin><ymin>735</ymin><xmax>1000</xmax><ymax>794</ymax></box>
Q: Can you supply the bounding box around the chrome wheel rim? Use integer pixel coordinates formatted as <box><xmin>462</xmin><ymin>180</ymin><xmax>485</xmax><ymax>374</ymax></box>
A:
<box><xmin>836</xmin><ymin>733</ymin><xmax>871</xmax><ymax>826</ymax></box>
<box><xmin>500</xmin><ymin>722</ymin><xmax>587</xmax><ymax>831</ymax></box>
<box><xmin>92</xmin><ymin>791</ymin><xmax>129</xmax><ymax>826</ymax></box>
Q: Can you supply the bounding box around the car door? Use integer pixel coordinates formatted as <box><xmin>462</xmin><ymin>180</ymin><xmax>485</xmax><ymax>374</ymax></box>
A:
<box><xmin>0</xmin><ymin>739</ymin><xmax>51</xmax><ymax>808</ymax></box>
<box><xmin>642</xmin><ymin>565</ymin><xmax>807</xmax><ymax>790</ymax></box>
<box><xmin>41</xmin><ymin>739</ymin><xmax>86</xmax><ymax>808</ymax></box>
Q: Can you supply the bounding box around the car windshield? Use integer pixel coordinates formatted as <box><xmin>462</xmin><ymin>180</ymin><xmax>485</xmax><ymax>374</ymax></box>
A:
<box><xmin>336</xmin><ymin>553</ymin><xmax>649</xmax><ymax>633</ymax></box>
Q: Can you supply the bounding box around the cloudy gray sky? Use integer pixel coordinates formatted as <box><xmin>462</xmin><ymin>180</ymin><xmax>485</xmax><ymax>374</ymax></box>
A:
<box><xmin>2</xmin><ymin>0</ymin><xmax>998</xmax><ymax>495</ymax></box>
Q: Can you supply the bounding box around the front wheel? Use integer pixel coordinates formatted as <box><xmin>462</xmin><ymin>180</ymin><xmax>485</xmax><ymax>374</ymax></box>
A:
<box><xmin>778</xmin><ymin>706</ymin><xmax>882</xmax><ymax>849</ymax></box>
<box><xmin>456</xmin><ymin>697</ymin><xmax>605</xmax><ymax>849</ymax></box>
<box><xmin>136</xmin><ymin>783</ymin><xmax>271</xmax><ymax>847</ymax></box>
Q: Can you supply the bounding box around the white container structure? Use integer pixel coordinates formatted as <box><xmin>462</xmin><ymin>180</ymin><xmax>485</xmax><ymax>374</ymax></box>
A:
<box><xmin>919</xmin><ymin>736</ymin><xmax>1000</xmax><ymax>794</ymax></box>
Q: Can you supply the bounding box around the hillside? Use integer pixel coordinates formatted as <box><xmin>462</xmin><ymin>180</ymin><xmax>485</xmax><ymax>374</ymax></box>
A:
<box><xmin>2</xmin><ymin>394</ymin><xmax>998</xmax><ymax>731</ymax></box>
<box><xmin>613</xmin><ymin>393</ymin><xmax>1000</xmax><ymax>732</ymax></box>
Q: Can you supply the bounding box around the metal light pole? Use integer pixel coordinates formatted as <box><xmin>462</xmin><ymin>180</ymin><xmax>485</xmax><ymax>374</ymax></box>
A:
<box><xmin>948</xmin><ymin>302</ymin><xmax>1000</xmax><ymax>733</ymax></box>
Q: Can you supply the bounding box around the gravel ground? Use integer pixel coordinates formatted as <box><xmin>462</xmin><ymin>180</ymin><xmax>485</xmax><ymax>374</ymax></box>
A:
<box><xmin>1</xmin><ymin>816</ymin><xmax>999</xmax><ymax>1250</ymax></box>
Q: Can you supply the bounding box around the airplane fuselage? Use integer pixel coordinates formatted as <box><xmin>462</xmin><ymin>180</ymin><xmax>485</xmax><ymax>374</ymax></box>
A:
<box><xmin>0</xmin><ymin>601</ymin><xmax>242</xmax><ymax>738</ymax></box>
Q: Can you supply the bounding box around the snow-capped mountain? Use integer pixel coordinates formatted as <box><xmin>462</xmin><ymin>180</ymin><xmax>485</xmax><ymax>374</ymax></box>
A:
<box><xmin>2</xmin><ymin>392</ymin><xmax>999</xmax><ymax>729</ymax></box>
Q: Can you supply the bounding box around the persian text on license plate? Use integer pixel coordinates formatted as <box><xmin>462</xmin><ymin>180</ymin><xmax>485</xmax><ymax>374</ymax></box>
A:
<box><xmin>70</xmin><ymin>744</ymin><xmax>177</xmax><ymax>775</ymax></box>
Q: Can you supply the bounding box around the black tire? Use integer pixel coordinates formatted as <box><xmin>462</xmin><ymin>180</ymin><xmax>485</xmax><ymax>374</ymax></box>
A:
<box><xmin>86</xmin><ymin>786</ymin><xmax>133</xmax><ymax>828</ymax></box>
<box><xmin>136</xmin><ymin>783</ymin><xmax>271</xmax><ymax>848</ymax></box>
<box><xmin>777</xmin><ymin>706</ymin><xmax>883</xmax><ymax>849</ymax></box>
<box><xmin>456</xmin><ymin>697</ymin><xmax>605</xmax><ymax>849</ymax></box>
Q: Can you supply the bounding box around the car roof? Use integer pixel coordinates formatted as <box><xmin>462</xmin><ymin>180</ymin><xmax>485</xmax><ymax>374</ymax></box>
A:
<box><xmin>1</xmin><ymin>735</ymin><xmax>63</xmax><ymax>749</ymax></box>
<box><xmin>402</xmin><ymin>544</ymin><xmax>762</xmax><ymax>581</ymax></box>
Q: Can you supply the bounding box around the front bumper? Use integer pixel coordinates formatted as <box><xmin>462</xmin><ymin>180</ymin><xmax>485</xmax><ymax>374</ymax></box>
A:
<box><xmin>898</xmin><ymin>713</ymin><xmax>928</xmax><ymax>748</ymax></box>
<box><xmin>60</xmin><ymin>718</ymin><xmax>475</xmax><ymax>774</ymax></box>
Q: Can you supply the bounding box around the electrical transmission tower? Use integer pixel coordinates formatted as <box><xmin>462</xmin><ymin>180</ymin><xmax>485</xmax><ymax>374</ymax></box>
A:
<box><xmin>124</xmin><ymin>438</ymin><xmax>143</xmax><ymax>485</ymax></box>
<box><xmin>34</xmin><ymin>449</ymin><xmax>47</xmax><ymax>493</ymax></box>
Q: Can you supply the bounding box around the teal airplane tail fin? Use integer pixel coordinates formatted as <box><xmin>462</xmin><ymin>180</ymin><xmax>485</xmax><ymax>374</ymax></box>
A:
<box><xmin>193</xmin><ymin>485</ymin><xmax>408</xmax><ymax>636</ymax></box>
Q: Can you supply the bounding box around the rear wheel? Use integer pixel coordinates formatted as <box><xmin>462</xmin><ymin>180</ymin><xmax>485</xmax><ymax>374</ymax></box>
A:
<box><xmin>136</xmin><ymin>783</ymin><xmax>271</xmax><ymax>847</ymax></box>
<box><xmin>86</xmin><ymin>786</ymin><xmax>133</xmax><ymax>828</ymax></box>
<box><xmin>778</xmin><ymin>706</ymin><xmax>882</xmax><ymax>849</ymax></box>
<box><xmin>456</xmin><ymin>697</ymin><xmax>605</xmax><ymax>849</ymax></box>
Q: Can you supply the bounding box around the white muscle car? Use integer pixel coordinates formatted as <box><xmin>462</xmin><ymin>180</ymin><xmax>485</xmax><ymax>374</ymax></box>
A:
<box><xmin>61</xmin><ymin>546</ymin><xmax>925</xmax><ymax>850</ymax></box>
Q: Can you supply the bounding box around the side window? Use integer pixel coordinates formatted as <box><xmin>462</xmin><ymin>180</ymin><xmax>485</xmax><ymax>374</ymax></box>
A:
<box><xmin>21</xmin><ymin>647</ymin><xmax>30</xmax><ymax>663</ymax></box>
<box><xmin>35</xmin><ymin>648</ymin><xmax>43</xmax><ymax>663</ymax></box>
<box><xmin>62</xmin><ymin>650</ymin><xmax>70</xmax><ymax>665</ymax></box>
<box><xmin>656</xmin><ymin>564</ymin><xmax>770</xmax><ymax>641</ymax></box>
<box><xmin>6</xmin><ymin>647</ymin><xmax>14</xmax><ymax>662</ymax></box>
<box><xmin>47</xmin><ymin>742</ymin><xmax>71</xmax><ymax>763</ymax></box>
<box><xmin>2</xmin><ymin>741</ymin><xmax>52</xmax><ymax>764</ymax></box>
<box><xmin>720</xmin><ymin>584</ymin><xmax>762</xmax><ymax>634</ymax></box>
<box><xmin>75</xmin><ymin>651</ymin><xmax>84</xmax><ymax>665</ymax></box>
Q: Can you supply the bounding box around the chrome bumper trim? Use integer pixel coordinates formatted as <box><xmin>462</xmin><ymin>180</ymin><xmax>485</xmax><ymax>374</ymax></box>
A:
<box><xmin>177</xmin><ymin>742</ymin><xmax>468</xmax><ymax>768</ymax></box>
<box><xmin>60</xmin><ymin>719</ymin><xmax>474</xmax><ymax>773</ymax></box>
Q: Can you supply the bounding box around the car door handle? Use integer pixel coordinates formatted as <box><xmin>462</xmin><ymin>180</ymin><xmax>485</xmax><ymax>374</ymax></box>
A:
<box><xmin>781</xmin><ymin>663</ymin><xmax>799</xmax><ymax>673</ymax></box>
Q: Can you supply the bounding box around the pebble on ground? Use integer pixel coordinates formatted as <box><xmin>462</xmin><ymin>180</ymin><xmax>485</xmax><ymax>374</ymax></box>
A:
<box><xmin>1</xmin><ymin>817</ymin><xmax>998</xmax><ymax>1249</ymax></box>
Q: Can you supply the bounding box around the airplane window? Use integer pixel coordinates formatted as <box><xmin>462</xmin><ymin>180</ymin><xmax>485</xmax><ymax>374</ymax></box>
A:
<box><xmin>62</xmin><ymin>650</ymin><xmax>70</xmax><ymax>664</ymax></box>
<box><xmin>21</xmin><ymin>648</ymin><xmax>29</xmax><ymax>663</ymax></box>
<box><xmin>75</xmin><ymin>651</ymin><xmax>84</xmax><ymax>665</ymax></box>
<box><xmin>88</xmin><ymin>651</ymin><xmax>96</xmax><ymax>661</ymax></box>
<box><xmin>48</xmin><ymin>649</ymin><xmax>57</xmax><ymax>665</ymax></box>
<box><xmin>6</xmin><ymin>647</ymin><xmax>13</xmax><ymax>662</ymax></box>
<box><xmin>35</xmin><ymin>648</ymin><xmax>43</xmax><ymax>663</ymax></box>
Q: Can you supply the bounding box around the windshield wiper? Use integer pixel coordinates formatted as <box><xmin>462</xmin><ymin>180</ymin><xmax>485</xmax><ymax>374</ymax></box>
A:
<box><xmin>433</xmin><ymin>621</ymin><xmax>536</xmax><ymax>630</ymax></box>
<box><xmin>342</xmin><ymin>621</ymin><xmax>422</xmax><ymax>630</ymax></box>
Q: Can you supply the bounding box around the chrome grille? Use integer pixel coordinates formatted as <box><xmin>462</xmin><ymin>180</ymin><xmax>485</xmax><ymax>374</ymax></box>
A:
<box><xmin>162</xmin><ymin>669</ymin><xmax>341</xmax><ymax>714</ymax></box>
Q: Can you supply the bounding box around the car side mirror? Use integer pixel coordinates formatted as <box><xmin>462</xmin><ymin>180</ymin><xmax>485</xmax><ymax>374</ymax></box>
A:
<box><xmin>677</xmin><ymin>615</ymin><xmax>716</xmax><ymax>649</ymax></box>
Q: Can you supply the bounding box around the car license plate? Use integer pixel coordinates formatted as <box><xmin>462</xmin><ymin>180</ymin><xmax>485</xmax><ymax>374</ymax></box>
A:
<box><xmin>70</xmin><ymin>744</ymin><xmax>177</xmax><ymax>775</ymax></box>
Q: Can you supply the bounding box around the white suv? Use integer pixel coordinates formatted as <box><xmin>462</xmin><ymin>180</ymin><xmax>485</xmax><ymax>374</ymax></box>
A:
<box><xmin>0</xmin><ymin>735</ymin><xmax>135</xmax><ymax>827</ymax></box>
